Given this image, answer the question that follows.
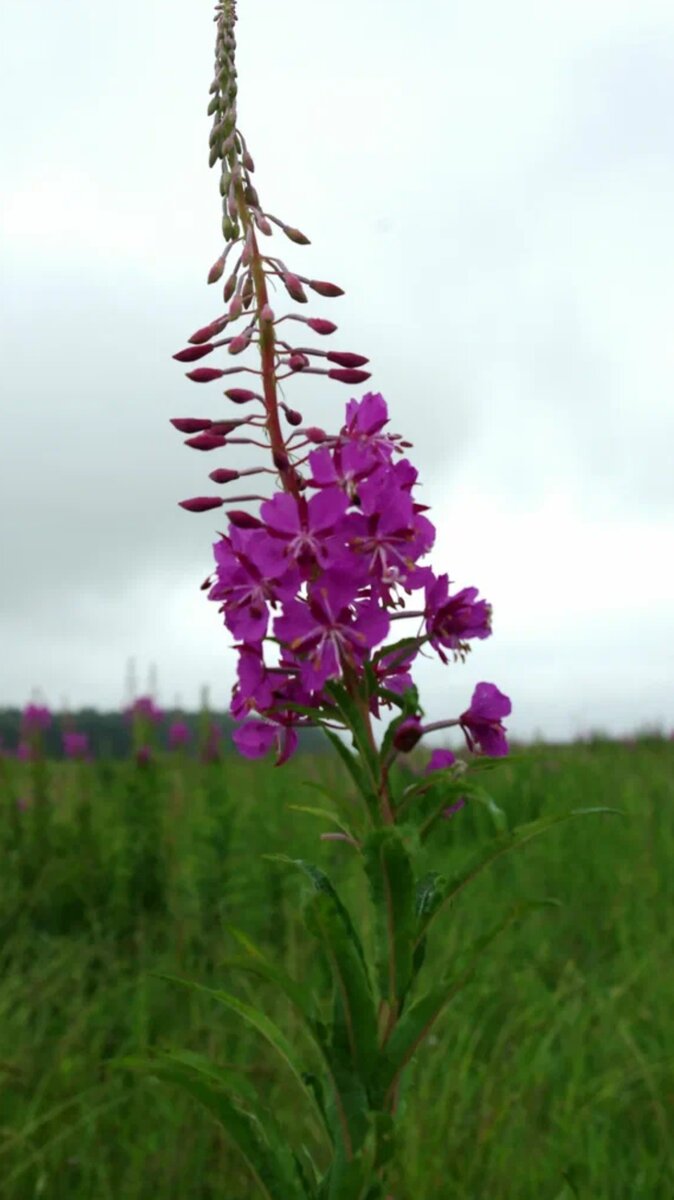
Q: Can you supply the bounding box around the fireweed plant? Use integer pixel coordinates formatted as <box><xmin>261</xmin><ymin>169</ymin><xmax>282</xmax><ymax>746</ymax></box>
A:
<box><xmin>138</xmin><ymin>4</ymin><xmax>614</xmax><ymax>1196</ymax></box>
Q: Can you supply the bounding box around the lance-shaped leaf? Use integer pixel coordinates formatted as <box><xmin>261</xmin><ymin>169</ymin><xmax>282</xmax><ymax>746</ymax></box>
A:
<box><xmin>415</xmin><ymin>807</ymin><xmax>621</xmax><ymax>945</ymax></box>
<box><xmin>381</xmin><ymin>899</ymin><xmax>559</xmax><ymax>1102</ymax></box>
<box><xmin>139</xmin><ymin>1058</ymin><xmax>310</xmax><ymax>1200</ymax></box>
<box><xmin>155</xmin><ymin>973</ymin><xmax>318</xmax><ymax>1115</ymax></box>
<box><xmin>362</xmin><ymin>828</ymin><xmax>416</xmax><ymax>1014</ymax></box>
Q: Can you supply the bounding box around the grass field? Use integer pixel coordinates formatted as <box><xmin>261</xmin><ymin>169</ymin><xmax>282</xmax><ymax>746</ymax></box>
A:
<box><xmin>0</xmin><ymin>737</ymin><xmax>672</xmax><ymax>1199</ymax></box>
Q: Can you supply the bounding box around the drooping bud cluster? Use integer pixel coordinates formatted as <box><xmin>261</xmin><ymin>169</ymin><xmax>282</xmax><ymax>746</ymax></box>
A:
<box><xmin>173</xmin><ymin>5</ymin><xmax>512</xmax><ymax>767</ymax></box>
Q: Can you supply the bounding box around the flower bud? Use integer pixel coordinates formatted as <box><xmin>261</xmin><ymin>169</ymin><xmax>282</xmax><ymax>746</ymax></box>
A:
<box><xmin>170</xmin><ymin>418</ymin><xmax>213</xmax><ymax>434</ymax></box>
<box><xmin>282</xmin><ymin>226</ymin><xmax>311</xmax><ymax>245</ymax></box>
<box><xmin>326</xmin><ymin>351</ymin><xmax>369</xmax><ymax>369</ymax></box>
<box><xmin>242</xmin><ymin>149</ymin><xmax>255</xmax><ymax>171</ymax></box>
<box><xmin>225</xmin><ymin>387</ymin><xmax>261</xmax><ymax>403</ymax></box>
<box><xmin>229</xmin><ymin>332</ymin><xmax>251</xmax><ymax>355</ymax></box>
<box><xmin>186</xmin><ymin>368</ymin><xmax>226</xmax><ymax>383</ymax></box>
<box><xmin>283</xmin><ymin>273</ymin><xmax>308</xmax><ymax>303</ymax></box>
<box><xmin>260</xmin><ymin>304</ymin><xmax>275</xmax><ymax>322</ymax></box>
<box><xmin>304</xmin><ymin>426</ymin><xmax>329</xmax><ymax>443</ymax></box>
<box><xmin>210</xmin><ymin>420</ymin><xmax>240</xmax><ymax>435</ymax></box>
<box><xmin>328</xmin><ymin>368</ymin><xmax>372</xmax><ymax>384</ymax></box>
<box><xmin>393</xmin><ymin>717</ymin><xmax>423</xmax><ymax>753</ymax></box>
<box><xmin>244</xmin><ymin>184</ymin><xmax>259</xmax><ymax>207</ymax></box>
<box><xmin>289</xmin><ymin>353</ymin><xmax>310</xmax><ymax>371</ymax></box>
<box><xmin>229</xmin><ymin>294</ymin><xmax>243</xmax><ymax>319</ymax></box>
<box><xmin>179</xmin><ymin>496</ymin><xmax>224</xmax><ymax>512</ymax></box>
<box><xmin>189</xmin><ymin>317</ymin><xmax>228</xmax><ymax>345</ymax></box>
<box><xmin>255</xmin><ymin>213</ymin><xmax>273</xmax><ymax>236</ymax></box>
<box><xmin>227</xmin><ymin>510</ymin><xmax>264</xmax><ymax>529</ymax></box>
<box><xmin>185</xmin><ymin>433</ymin><xmax>228</xmax><ymax>450</ymax></box>
<box><xmin>209</xmin><ymin>468</ymin><xmax>240</xmax><ymax>483</ymax></box>
<box><xmin>307</xmin><ymin>318</ymin><xmax>338</xmax><ymax>335</ymax></box>
<box><xmin>208</xmin><ymin>256</ymin><xmax>225</xmax><ymax>284</ymax></box>
<box><xmin>223</xmin><ymin>273</ymin><xmax>238</xmax><ymax>302</ymax></box>
<box><xmin>283</xmin><ymin>407</ymin><xmax>303</xmax><ymax>426</ymax></box>
<box><xmin>173</xmin><ymin>343</ymin><xmax>216</xmax><ymax>363</ymax></box>
<box><xmin>309</xmin><ymin>279</ymin><xmax>344</xmax><ymax>298</ymax></box>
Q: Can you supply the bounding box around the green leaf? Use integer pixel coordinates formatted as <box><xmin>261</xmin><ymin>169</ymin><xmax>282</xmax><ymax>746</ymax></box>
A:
<box><xmin>321</xmin><ymin>727</ymin><xmax>370</xmax><ymax>798</ymax></box>
<box><xmin>155</xmin><ymin>973</ymin><xmax>317</xmax><ymax>1113</ymax></box>
<box><xmin>362</xmin><ymin>828</ymin><xmax>416</xmax><ymax>1013</ymax></box>
<box><xmin>469</xmin><ymin>785</ymin><xmax>508</xmax><ymax>833</ymax></box>
<box><xmin>415</xmin><ymin>807</ymin><xmax>621</xmax><ymax>944</ymax></box>
<box><xmin>144</xmin><ymin>1061</ymin><xmax>308</xmax><ymax>1200</ymax></box>
<box><xmin>287</xmin><ymin>804</ymin><xmax>357</xmax><ymax>843</ymax></box>
<box><xmin>381</xmin><ymin>900</ymin><xmax>558</xmax><ymax>1100</ymax></box>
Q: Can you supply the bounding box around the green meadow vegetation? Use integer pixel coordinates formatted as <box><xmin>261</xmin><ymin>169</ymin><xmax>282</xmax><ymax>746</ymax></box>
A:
<box><xmin>0</xmin><ymin>736</ymin><xmax>672</xmax><ymax>1199</ymax></box>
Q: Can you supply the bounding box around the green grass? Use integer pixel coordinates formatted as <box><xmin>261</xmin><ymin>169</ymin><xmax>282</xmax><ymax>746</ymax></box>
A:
<box><xmin>0</xmin><ymin>738</ymin><xmax>672</xmax><ymax>1198</ymax></box>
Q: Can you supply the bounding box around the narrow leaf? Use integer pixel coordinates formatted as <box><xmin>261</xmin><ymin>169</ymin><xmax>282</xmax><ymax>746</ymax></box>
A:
<box><xmin>362</xmin><ymin>828</ymin><xmax>416</xmax><ymax>1011</ymax></box>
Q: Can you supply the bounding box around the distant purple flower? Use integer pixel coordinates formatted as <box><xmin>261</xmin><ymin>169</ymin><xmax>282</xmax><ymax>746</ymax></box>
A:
<box><xmin>16</xmin><ymin>741</ymin><xmax>33</xmax><ymax>762</ymax></box>
<box><xmin>63</xmin><ymin>731</ymin><xmax>89</xmax><ymax>760</ymax></box>
<box><xmin>233</xmin><ymin>719</ymin><xmax>298</xmax><ymax>766</ymax></box>
<box><xmin>201</xmin><ymin>722</ymin><xmax>222</xmax><ymax>763</ymax></box>
<box><xmin>460</xmin><ymin>682</ymin><xmax>511</xmax><ymax>757</ymax></box>
<box><xmin>425</xmin><ymin>748</ymin><xmax>456</xmax><ymax>773</ymax></box>
<box><xmin>127</xmin><ymin>696</ymin><xmax>163</xmax><ymax>724</ymax></box>
<box><xmin>21</xmin><ymin>704</ymin><xmax>51</xmax><ymax>735</ymax></box>
<box><xmin>136</xmin><ymin>744</ymin><xmax>153</xmax><ymax>767</ymax></box>
<box><xmin>168</xmin><ymin>721</ymin><xmax>190</xmax><ymax>750</ymax></box>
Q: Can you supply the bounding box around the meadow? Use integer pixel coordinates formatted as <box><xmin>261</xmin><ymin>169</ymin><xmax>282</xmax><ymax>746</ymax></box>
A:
<box><xmin>0</xmin><ymin>735</ymin><xmax>672</xmax><ymax>1199</ymax></box>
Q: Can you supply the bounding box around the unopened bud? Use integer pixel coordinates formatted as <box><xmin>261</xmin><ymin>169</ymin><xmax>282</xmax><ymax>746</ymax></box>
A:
<box><xmin>185</xmin><ymin>433</ymin><xmax>228</xmax><ymax>450</ymax></box>
<box><xmin>393</xmin><ymin>717</ymin><xmax>423</xmax><ymax>753</ymax></box>
<box><xmin>304</xmin><ymin>426</ymin><xmax>329</xmax><ymax>443</ymax></box>
<box><xmin>225</xmin><ymin>387</ymin><xmax>260</xmax><ymax>403</ymax></box>
<box><xmin>229</xmin><ymin>294</ymin><xmax>243</xmax><ymax>319</ymax></box>
<box><xmin>228</xmin><ymin>332</ymin><xmax>251</xmax><ymax>355</ymax></box>
<box><xmin>328</xmin><ymin>368</ymin><xmax>371</xmax><ymax>384</ymax></box>
<box><xmin>189</xmin><ymin>317</ymin><xmax>228</xmax><ymax>345</ymax></box>
<box><xmin>243</xmin><ymin>184</ymin><xmax>259</xmax><ymax>207</ymax></box>
<box><xmin>210</xmin><ymin>420</ymin><xmax>240</xmax><ymax>436</ymax></box>
<box><xmin>227</xmin><ymin>510</ymin><xmax>263</xmax><ymax>529</ymax></box>
<box><xmin>307</xmin><ymin>318</ymin><xmax>337</xmax><ymax>335</ymax></box>
<box><xmin>186</xmin><ymin>368</ymin><xmax>226</xmax><ymax>383</ymax></box>
<box><xmin>283</xmin><ymin>407</ymin><xmax>303</xmax><ymax>426</ymax></box>
<box><xmin>209</xmin><ymin>468</ymin><xmax>240</xmax><ymax>484</ymax></box>
<box><xmin>223</xmin><ymin>273</ymin><xmax>238</xmax><ymax>302</ymax></box>
<box><xmin>173</xmin><ymin>343</ymin><xmax>216</xmax><ymax>363</ymax></box>
<box><xmin>260</xmin><ymin>303</ymin><xmax>275</xmax><ymax>322</ymax></box>
<box><xmin>289</xmin><ymin>353</ymin><xmax>310</xmax><ymax>371</ymax></box>
<box><xmin>207</xmin><ymin>96</ymin><xmax>219</xmax><ymax>117</ymax></box>
<box><xmin>242</xmin><ymin>150</ymin><xmax>255</xmax><ymax>171</ymax></box>
<box><xmin>326</xmin><ymin>351</ymin><xmax>369</xmax><ymax>369</ymax></box>
<box><xmin>179</xmin><ymin>496</ymin><xmax>224</xmax><ymax>512</ymax></box>
<box><xmin>170</xmin><ymin>418</ymin><xmax>213</xmax><ymax>434</ymax></box>
<box><xmin>283</xmin><ymin>273</ymin><xmax>308</xmax><ymax>303</ymax></box>
<box><xmin>255</xmin><ymin>213</ymin><xmax>273</xmax><ymax>236</ymax></box>
<box><xmin>309</xmin><ymin>279</ymin><xmax>345</xmax><ymax>298</ymax></box>
<box><xmin>282</xmin><ymin>226</ymin><xmax>311</xmax><ymax>245</ymax></box>
<box><xmin>208</xmin><ymin>256</ymin><xmax>225</xmax><ymax>285</ymax></box>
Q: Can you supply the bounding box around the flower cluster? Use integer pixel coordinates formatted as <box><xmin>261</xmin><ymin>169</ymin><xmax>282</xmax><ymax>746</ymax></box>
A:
<box><xmin>199</xmin><ymin>392</ymin><xmax>510</xmax><ymax>763</ymax></box>
<box><xmin>172</xmin><ymin>1</ymin><xmax>511</xmax><ymax>768</ymax></box>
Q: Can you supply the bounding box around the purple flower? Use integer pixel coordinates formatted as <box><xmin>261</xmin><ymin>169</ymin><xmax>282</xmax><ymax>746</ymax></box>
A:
<box><xmin>136</xmin><ymin>744</ymin><xmax>153</xmax><ymax>767</ymax></box>
<box><xmin>210</xmin><ymin>527</ymin><xmax>299</xmax><ymax>642</ymax></box>
<box><xmin>127</xmin><ymin>696</ymin><xmax>163</xmax><ymax>724</ymax></box>
<box><xmin>21</xmin><ymin>704</ymin><xmax>51</xmax><ymax>735</ymax></box>
<box><xmin>424</xmin><ymin>575</ymin><xmax>491</xmax><ymax>663</ymax></box>
<box><xmin>442</xmin><ymin>796</ymin><xmax>466</xmax><ymax>820</ymax></box>
<box><xmin>308</xmin><ymin>442</ymin><xmax>379</xmax><ymax>499</ymax></box>
<box><xmin>259</xmin><ymin>488</ymin><xmax>349</xmax><ymax>575</ymax></box>
<box><xmin>16</xmin><ymin>741</ymin><xmax>34</xmax><ymax>762</ymax></box>
<box><xmin>233</xmin><ymin>719</ymin><xmax>298</xmax><ymax>766</ymax></box>
<box><xmin>168</xmin><ymin>721</ymin><xmax>191</xmax><ymax>750</ymax></box>
<box><xmin>274</xmin><ymin>574</ymin><xmax>389</xmax><ymax>691</ymax></box>
<box><xmin>460</xmin><ymin>683</ymin><xmax>511</xmax><ymax>757</ymax></box>
<box><xmin>425</xmin><ymin>748</ymin><xmax>456</xmax><ymax>773</ymax></box>
<box><xmin>63</xmin><ymin>731</ymin><xmax>89</xmax><ymax>760</ymax></box>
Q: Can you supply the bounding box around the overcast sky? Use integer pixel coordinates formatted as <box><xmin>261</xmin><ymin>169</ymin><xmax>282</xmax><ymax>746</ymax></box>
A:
<box><xmin>1</xmin><ymin>0</ymin><xmax>673</xmax><ymax>740</ymax></box>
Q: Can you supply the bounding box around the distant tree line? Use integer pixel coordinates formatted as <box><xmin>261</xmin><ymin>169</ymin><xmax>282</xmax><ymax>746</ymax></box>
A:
<box><xmin>0</xmin><ymin>708</ymin><xmax>325</xmax><ymax>760</ymax></box>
